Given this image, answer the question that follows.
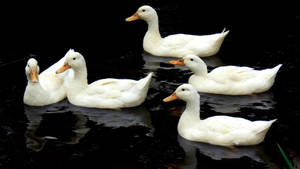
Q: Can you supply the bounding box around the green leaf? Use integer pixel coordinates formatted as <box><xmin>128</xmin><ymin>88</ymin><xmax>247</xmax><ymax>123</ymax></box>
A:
<box><xmin>277</xmin><ymin>143</ymin><xmax>294</xmax><ymax>169</ymax></box>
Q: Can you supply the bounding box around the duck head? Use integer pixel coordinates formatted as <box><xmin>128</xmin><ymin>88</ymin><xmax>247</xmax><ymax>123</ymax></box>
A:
<box><xmin>126</xmin><ymin>5</ymin><xmax>158</xmax><ymax>23</ymax></box>
<box><xmin>56</xmin><ymin>50</ymin><xmax>85</xmax><ymax>74</ymax></box>
<box><xmin>163</xmin><ymin>84</ymin><xmax>198</xmax><ymax>103</ymax></box>
<box><xmin>170</xmin><ymin>55</ymin><xmax>208</xmax><ymax>76</ymax></box>
<box><xmin>25</xmin><ymin>58</ymin><xmax>40</xmax><ymax>83</ymax></box>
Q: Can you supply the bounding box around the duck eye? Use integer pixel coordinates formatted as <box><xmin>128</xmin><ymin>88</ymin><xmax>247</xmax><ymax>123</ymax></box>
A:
<box><xmin>142</xmin><ymin>9</ymin><xmax>146</xmax><ymax>12</ymax></box>
<box><xmin>73</xmin><ymin>57</ymin><xmax>76</xmax><ymax>60</ymax></box>
<box><xmin>181</xmin><ymin>88</ymin><xmax>185</xmax><ymax>91</ymax></box>
<box><xmin>190</xmin><ymin>58</ymin><xmax>194</xmax><ymax>61</ymax></box>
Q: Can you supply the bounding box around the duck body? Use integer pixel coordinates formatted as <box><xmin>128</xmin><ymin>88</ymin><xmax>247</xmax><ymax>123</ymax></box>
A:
<box><xmin>163</xmin><ymin>84</ymin><xmax>276</xmax><ymax>147</ymax></box>
<box><xmin>170</xmin><ymin>55</ymin><xmax>282</xmax><ymax>95</ymax></box>
<box><xmin>178</xmin><ymin>115</ymin><xmax>276</xmax><ymax>147</ymax></box>
<box><xmin>189</xmin><ymin>65</ymin><xmax>282</xmax><ymax>95</ymax></box>
<box><xmin>67</xmin><ymin>76</ymin><xmax>152</xmax><ymax>109</ymax></box>
<box><xmin>24</xmin><ymin>81</ymin><xmax>66</xmax><ymax>106</ymax></box>
<box><xmin>24</xmin><ymin>58</ymin><xmax>67</xmax><ymax>106</ymax></box>
<box><xmin>144</xmin><ymin>31</ymin><xmax>229</xmax><ymax>58</ymax></box>
<box><xmin>56</xmin><ymin>50</ymin><xmax>153</xmax><ymax>109</ymax></box>
<box><xmin>126</xmin><ymin>5</ymin><xmax>229</xmax><ymax>58</ymax></box>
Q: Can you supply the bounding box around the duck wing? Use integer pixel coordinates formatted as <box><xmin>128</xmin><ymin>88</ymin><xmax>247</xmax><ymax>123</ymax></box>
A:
<box><xmin>85</xmin><ymin>79</ymin><xmax>137</xmax><ymax>98</ymax></box>
<box><xmin>208</xmin><ymin>66</ymin><xmax>257</xmax><ymax>84</ymax></box>
<box><xmin>90</xmin><ymin>79</ymin><xmax>136</xmax><ymax>90</ymax></box>
<box><xmin>161</xmin><ymin>34</ymin><xmax>213</xmax><ymax>52</ymax></box>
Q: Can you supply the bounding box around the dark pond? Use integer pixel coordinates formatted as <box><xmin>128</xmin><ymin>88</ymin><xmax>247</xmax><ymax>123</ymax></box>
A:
<box><xmin>0</xmin><ymin>2</ymin><xmax>298</xmax><ymax>169</ymax></box>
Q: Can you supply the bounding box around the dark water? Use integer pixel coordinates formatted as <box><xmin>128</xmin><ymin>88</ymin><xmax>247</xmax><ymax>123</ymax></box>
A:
<box><xmin>0</xmin><ymin>2</ymin><xmax>299</xmax><ymax>169</ymax></box>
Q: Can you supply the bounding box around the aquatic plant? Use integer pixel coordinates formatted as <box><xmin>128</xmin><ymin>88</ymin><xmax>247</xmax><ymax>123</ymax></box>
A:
<box><xmin>277</xmin><ymin>143</ymin><xmax>294</xmax><ymax>169</ymax></box>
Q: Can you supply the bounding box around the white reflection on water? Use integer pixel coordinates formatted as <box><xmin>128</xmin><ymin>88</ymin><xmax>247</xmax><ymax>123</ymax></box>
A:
<box><xmin>200</xmin><ymin>91</ymin><xmax>275</xmax><ymax>113</ymax></box>
<box><xmin>177</xmin><ymin>135</ymin><xmax>278</xmax><ymax>169</ymax></box>
<box><xmin>24</xmin><ymin>100</ymin><xmax>153</xmax><ymax>152</ymax></box>
<box><xmin>142</xmin><ymin>51</ymin><xmax>224</xmax><ymax>71</ymax></box>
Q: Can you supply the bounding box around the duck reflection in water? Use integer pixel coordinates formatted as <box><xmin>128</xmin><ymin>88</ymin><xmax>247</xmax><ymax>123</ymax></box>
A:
<box><xmin>24</xmin><ymin>102</ymin><xmax>90</xmax><ymax>152</ymax></box>
<box><xmin>200</xmin><ymin>91</ymin><xmax>275</xmax><ymax>114</ymax></box>
<box><xmin>24</xmin><ymin>100</ymin><xmax>153</xmax><ymax>152</ymax></box>
<box><xmin>176</xmin><ymin>135</ymin><xmax>278</xmax><ymax>169</ymax></box>
<box><xmin>142</xmin><ymin>52</ymin><xmax>223</xmax><ymax>72</ymax></box>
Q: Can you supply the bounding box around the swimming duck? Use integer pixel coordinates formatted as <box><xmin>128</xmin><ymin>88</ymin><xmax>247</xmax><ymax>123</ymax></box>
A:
<box><xmin>163</xmin><ymin>84</ymin><xmax>276</xmax><ymax>147</ymax></box>
<box><xmin>125</xmin><ymin>5</ymin><xmax>229</xmax><ymax>58</ymax></box>
<box><xmin>24</xmin><ymin>58</ymin><xmax>67</xmax><ymax>106</ymax></box>
<box><xmin>56</xmin><ymin>50</ymin><xmax>153</xmax><ymax>109</ymax></box>
<box><xmin>169</xmin><ymin>54</ymin><xmax>282</xmax><ymax>95</ymax></box>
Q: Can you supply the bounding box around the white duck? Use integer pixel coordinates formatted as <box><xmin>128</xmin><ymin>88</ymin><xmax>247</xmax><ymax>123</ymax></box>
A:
<box><xmin>56</xmin><ymin>50</ymin><xmax>153</xmax><ymax>109</ymax></box>
<box><xmin>24</xmin><ymin>58</ymin><xmax>67</xmax><ymax>106</ymax></box>
<box><xmin>170</xmin><ymin>54</ymin><xmax>282</xmax><ymax>95</ymax></box>
<box><xmin>163</xmin><ymin>84</ymin><xmax>276</xmax><ymax>147</ymax></box>
<box><xmin>125</xmin><ymin>5</ymin><xmax>229</xmax><ymax>58</ymax></box>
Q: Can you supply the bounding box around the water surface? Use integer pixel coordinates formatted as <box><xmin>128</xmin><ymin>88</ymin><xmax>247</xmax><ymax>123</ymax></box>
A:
<box><xmin>0</xmin><ymin>5</ymin><xmax>298</xmax><ymax>169</ymax></box>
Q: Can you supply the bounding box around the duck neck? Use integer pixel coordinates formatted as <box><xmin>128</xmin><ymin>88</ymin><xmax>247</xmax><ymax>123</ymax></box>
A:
<box><xmin>178</xmin><ymin>93</ymin><xmax>201</xmax><ymax>135</ymax></box>
<box><xmin>144</xmin><ymin>16</ymin><xmax>162</xmax><ymax>44</ymax></box>
<box><xmin>27</xmin><ymin>81</ymin><xmax>43</xmax><ymax>90</ymax></box>
<box><xmin>69</xmin><ymin>65</ymin><xmax>88</xmax><ymax>91</ymax></box>
<box><xmin>184</xmin><ymin>94</ymin><xmax>201</xmax><ymax>121</ymax></box>
<box><xmin>191</xmin><ymin>61</ymin><xmax>208</xmax><ymax>77</ymax></box>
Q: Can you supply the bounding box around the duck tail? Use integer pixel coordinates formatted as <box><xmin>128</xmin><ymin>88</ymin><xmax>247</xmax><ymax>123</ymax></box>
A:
<box><xmin>221</xmin><ymin>27</ymin><xmax>227</xmax><ymax>33</ymax></box>
<box><xmin>267</xmin><ymin>64</ymin><xmax>282</xmax><ymax>83</ymax></box>
<box><xmin>136</xmin><ymin>72</ymin><xmax>153</xmax><ymax>91</ymax></box>
<box><xmin>214</xmin><ymin>28</ymin><xmax>229</xmax><ymax>46</ymax></box>
<box><xmin>221</xmin><ymin>27</ymin><xmax>230</xmax><ymax>37</ymax></box>
<box><xmin>56</xmin><ymin>49</ymin><xmax>75</xmax><ymax>70</ymax></box>
<box><xmin>251</xmin><ymin>119</ymin><xmax>276</xmax><ymax>144</ymax></box>
<box><xmin>256</xmin><ymin>119</ymin><xmax>277</xmax><ymax>135</ymax></box>
<box><xmin>209</xmin><ymin>28</ymin><xmax>229</xmax><ymax>55</ymax></box>
<box><xmin>66</xmin><ymin>48</ymin><xmax>75</xmax><ymax>55</ymax></box>
<box><xmin>41</xmin><ymin>49</ymin><xmax>76</xmax><ymax>76</ymax></box>
<box><xmin>273</xmin><ymin>64</ymin><xmax>283</xmax><ymax>73</ymax></box>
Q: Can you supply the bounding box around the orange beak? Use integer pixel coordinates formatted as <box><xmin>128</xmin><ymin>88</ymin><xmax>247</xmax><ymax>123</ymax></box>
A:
<box><xmin>163</xmin><ymin>93</ymin><xmax>178</xmax><ymax>102</ymax></box>
<box><xmin>125</xmin><ymin>12</ymin><xmax>139</xmax><ymax>22</ymax></box>
<box><xmin>169</xmin><ymin>59</ymin><xmax>185</xmax><ymax>66</ymax></box>
<box><xmin>30</xmin><ymin>68</ymin><xmax>39</xmax><ymax>83</ymax></box>
<box><xmin>56</xmin><ymin>63</ymin><xmax>71</xmax><ymax>74</ymax></box>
